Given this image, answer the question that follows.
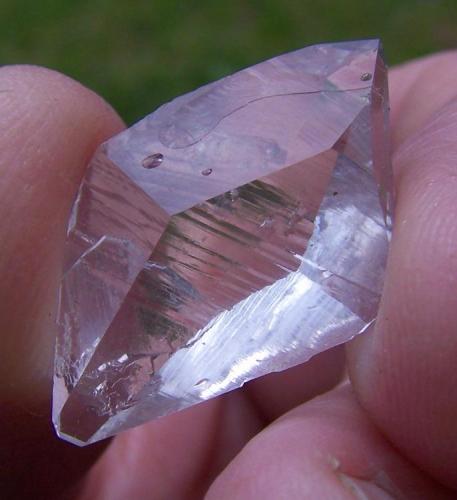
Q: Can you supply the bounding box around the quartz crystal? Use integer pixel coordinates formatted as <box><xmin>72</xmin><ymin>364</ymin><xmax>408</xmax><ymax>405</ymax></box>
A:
<box><xmin>53</xmin><ymin>39</ymin><xmax>393</xmax><ymax>445</ymax></box>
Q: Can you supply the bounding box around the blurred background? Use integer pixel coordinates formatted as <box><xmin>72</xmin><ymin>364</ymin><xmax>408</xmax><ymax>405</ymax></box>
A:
<box><xmin>1</xmin><ymin>0</ymin><xmax>456</xmax><ymax>123</ymax></box>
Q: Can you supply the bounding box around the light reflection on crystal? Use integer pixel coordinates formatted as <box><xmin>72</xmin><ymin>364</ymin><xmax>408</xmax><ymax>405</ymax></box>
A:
<box><xmin>53</xmin><ymin>39</ymin><xmax>392</xmax><ymax>445</ymax></box>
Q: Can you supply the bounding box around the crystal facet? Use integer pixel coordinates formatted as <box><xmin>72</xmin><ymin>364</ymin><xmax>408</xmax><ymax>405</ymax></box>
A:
<box><xmin>53</xmin><ymin>39</ymin><xmax>392</xmax><ymax>445</ymax></box>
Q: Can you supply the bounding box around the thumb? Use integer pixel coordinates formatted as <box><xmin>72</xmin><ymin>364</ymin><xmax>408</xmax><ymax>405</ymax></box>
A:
<box><xmin>0</xmin><ymin>65</ymin><xmax>123</xmax><ymax>498</ymax></box>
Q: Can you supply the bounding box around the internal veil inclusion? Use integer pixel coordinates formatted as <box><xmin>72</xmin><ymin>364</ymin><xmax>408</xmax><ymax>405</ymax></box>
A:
<box><xmin>53</xmin><ymin>39</ymin><xmax>392</xmax><ymax>446</ymax></box>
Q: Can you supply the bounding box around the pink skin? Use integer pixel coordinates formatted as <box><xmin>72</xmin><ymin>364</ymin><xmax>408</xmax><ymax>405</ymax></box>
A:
<box><xmin>1</xmin><ymin>52</ymin><xmax>456</xmax><ymax>499</ymax></box>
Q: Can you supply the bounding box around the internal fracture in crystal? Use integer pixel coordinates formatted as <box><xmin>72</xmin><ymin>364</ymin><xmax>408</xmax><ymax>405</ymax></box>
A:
<box><xmin>53</xmin><ymin>39</ymin><xmax>392</xmax><ymax>445</ymax></box>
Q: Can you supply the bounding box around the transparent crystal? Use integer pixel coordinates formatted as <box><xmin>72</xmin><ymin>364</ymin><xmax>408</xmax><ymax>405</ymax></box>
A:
<box><xmin>53</xmin><ymin>39</ymin><xmax>392</xmax><ymax>445</ymax></box>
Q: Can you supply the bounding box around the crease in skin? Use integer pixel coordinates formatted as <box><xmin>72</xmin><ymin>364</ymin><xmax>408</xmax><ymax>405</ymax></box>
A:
<box><xmin>162</xmin><ymin>85</ymin><xmax>372</xmax><ymax>149</ymax></box>
<box><xmin>328</xmin><ymin>455</ymin><xmax>403</xmax><ymax>499</ymax></box>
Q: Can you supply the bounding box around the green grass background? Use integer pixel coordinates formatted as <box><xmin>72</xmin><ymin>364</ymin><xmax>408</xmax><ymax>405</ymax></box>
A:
<box><xmin>1</xmin><ymin>0</ymin><xmax>456</xmax><ymax>123</ymax></box>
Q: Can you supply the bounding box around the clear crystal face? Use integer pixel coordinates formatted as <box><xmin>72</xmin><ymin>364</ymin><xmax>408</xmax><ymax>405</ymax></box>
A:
<box><xmin>53</xmin><ymin>39</ymin><xmax>392</xmax><ymax>445</ymax></box>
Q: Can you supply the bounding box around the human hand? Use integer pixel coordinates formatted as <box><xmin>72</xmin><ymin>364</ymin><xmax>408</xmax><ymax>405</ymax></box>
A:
<box><xmin>1</xmin><ymin>51</ymin><xmax>456</xmax><ymax>499</ymax></box>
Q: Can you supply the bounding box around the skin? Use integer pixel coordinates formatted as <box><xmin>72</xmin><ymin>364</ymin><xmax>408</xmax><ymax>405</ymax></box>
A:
<box><xmin>0</xmin><ymin>51</ymin><xmax>456</xmax><ymax>499</ymax></box>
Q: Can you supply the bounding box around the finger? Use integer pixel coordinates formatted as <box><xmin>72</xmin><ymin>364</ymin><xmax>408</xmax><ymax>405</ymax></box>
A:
<box><xmin>0</xmin><ymin>65</ymin><xmax>124</xmax><ymax>498</ymax></box>
<box><xmin>347</xmin><ymin>52</ymin><xmax>457</xmax><ymax>489</ymax></box>
<box><xmin>206</xmin><ymin>386</ymin><xmax>452</xmax><ymax>499</ymax></box>
<box><xmin>0</xmin><ymin>64</ymin><xmax>124</xmax><ymax>406</ymax></box>
<box><xmin>80</xmin><ymin>391</ymin><xmax>262</xmax><ymax>500</ymax></box>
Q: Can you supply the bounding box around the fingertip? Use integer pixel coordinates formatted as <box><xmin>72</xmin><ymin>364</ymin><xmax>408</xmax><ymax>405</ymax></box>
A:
<box><xmin>389</xmin><ymin>50</ymin><xmax>457</xmax><ymax>149</ymax></box>
<box><xmin>0</xmin><ymin>64</ymin><xmax>124</xmax><ymax>406</ymax></box>
<box><xmin>0</xmin><ymin>64</ymin><xmax>127</xmax><ymax>499</ymax></box>
<box><xmin>347</xmin><ymin>97</ymin><xmax>457</xmax><ymax>488</ymax></box>
<box><xmin>0</xmin><ymin>64</ymin><xmax>123</xmax><ymax>125</ymax></box>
